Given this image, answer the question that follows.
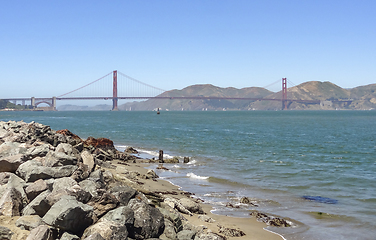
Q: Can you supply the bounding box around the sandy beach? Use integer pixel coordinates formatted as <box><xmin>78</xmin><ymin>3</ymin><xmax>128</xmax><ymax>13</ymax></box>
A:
<box><xmin>108</xmin><ymin>160</ymin><xmax>283</xmax><ymax>240</ymax></box>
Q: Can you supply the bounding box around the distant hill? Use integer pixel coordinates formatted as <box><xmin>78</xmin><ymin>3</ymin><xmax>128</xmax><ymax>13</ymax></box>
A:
<box><xmin>119</xmin><ymin>81</ymin><xmax>376</xmax><ymax>111</ymax></box>
<box><xmin>119</xmin><ymin>84</ymin><xmax>272</xmax><ymax>111</ymax></box>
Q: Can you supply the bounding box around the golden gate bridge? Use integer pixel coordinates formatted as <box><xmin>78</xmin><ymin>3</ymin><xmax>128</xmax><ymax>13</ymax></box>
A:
<box><xmin>2</xmin><ymin>70</ymin><xmax>351</xmax><ymax>111</ymax></box>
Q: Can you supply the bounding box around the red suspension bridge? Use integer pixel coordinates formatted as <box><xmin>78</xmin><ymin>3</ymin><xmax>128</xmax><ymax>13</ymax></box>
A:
<box><xmin>2</xmin><ymin>71</ymin><xmax>352</xmax><ymax>111</ymax></box>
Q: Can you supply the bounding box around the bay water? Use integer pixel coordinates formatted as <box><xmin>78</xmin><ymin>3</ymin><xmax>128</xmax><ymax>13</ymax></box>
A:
<box><xmin>1</xmin><ymin>110</ymin><xmax>375</xmax><ymax>239</ymax></box>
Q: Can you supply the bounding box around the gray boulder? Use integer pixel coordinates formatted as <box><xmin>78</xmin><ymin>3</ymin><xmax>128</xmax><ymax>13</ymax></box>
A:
<box><xmin>81</xmin><ymin>221</ymin><xmax>128</xmax><ymax>240</ymax></box>
<box><xmin>177</xmin><ymin>230</ymin><xmax>196</xmax><ymax>240</ymax></box>
<box><xmin>0</xmin><ymin>154</ymin><xmax>26</xmax><ymax>173</ymax></box>
<box><xmin>51</xmin><ymin>177</ymin><xmax>78</xmax><ymax>193</ymax></box>
<box><xmin>158</xmin><ymin>205</ymin><xmax>185</xmax><ymax>233</ymax></box>
<box><xmin>3</xmin><ymin>172</ymin><xmax>28</xmax><ymax>207</ymax></box>
<box><xmin>146</xmin><ymin>169</ymin><xmax>159</xmax><ymax>179</ymax></box>
<box><xmin>22</xmin><ymin>190</ymin><xmax>51</xmax><ymax>217</ymax></box>
<box><xmin>179</xmin><ymin>198</ymin><xmax>204</xmax><ymax>214</ymax></box>
<box><xmin>99</xmin><ymin>206</ymin><xmax>135</xmax><ymax>231</ymax></box>
<box><xmin>82</xmin><ymin>232</ymin><xmax>105</xmax><ymax>240</ymax></box>
<box><xmin>44</xmin><ymin>151</ymin><xmax>77</xmax><ymax>167</ymax></box>
<box><xmin>0</xmin><ymin>187</ymin><xmax>23</xmax><ymax>216</ymax></box>
<box><xmin>70</xmin><ymin>162</ymin><xmax>90</xmax><ymax>182</ymax></box>
<box><xmin>162</xmin><ymin>219</ymin><xmax>177</xmax><ymax>240</ymax></box>
<box><xmin>15</xmin><ymin>215</ymin><xmax>44</xmax><ymax>230</ymax></box>
<box><xmin>109</xmin><ymin>185</ymin><xmax>137</xmax><ymax>206</ymax></box>
<box><xmin>59</xmin><ymin>184</ymin><xmax>92</xmax><ymax>204</ymax></box>
<box><xmin>43</xmin><ymin>190</ymin><xmax>74</xmax><ymax>208</ymax></box>
<box><xmin>0</xmin><ymin>226</ymin><xmax>13</xmax><ymax>240</ymax></box>
<box><xmin>42</xmin><ymin>197</ymin><xmax>94</xmax><ymax>234</ymax></box>
<box><xmin>88</xmin><ymin>169</ymin><xmax>105</xmax><ymax>188</ymax></box>
<box><xmin>16</xmin><ymin>160</ymin><xmax>78</xmax><ymax>182</ymax></box>
<box><xmin>194</xmin><ymin>232</ymin><xmax>226</xmax><ymax>240</ymax></box>
<box><xmin>24</xmin><ymin>144</ymin><xmax>51</xmax><ymax>160</ymax></box>
<box><xmin>25</xmin><ymin>225</ymin><xmax>54</xmax><ymax>240</ymax></box>
<box><xmin>128</xmin><ymin>198</ymin><xmax>165</xmax><ymax>239</ymax></box>
<box><xmin>217</xmin><ymin>225</ymin><xmax>245</xmax><ymax>237</ymax></box>
<box><xmin>81</xmin><ymin>150</ymin><xmax>95</xmax><ymax>172</ymax></box>
<box><xmin>59</xmin><ymin>232</ymin><xmax>80</xmax><ymax>240</ymax></box>
<box><xmin>0</xmin><ymin>172</ymin><xmax>12</xmax><ymax>185</ymax></box>
<box><xmin>0</xmin><ymin>141</ymin><xmax>26</xmax><ymax>158</ymax></box>
<box><xmin>25</xmin><ymin>179</ymin><xmax>48</xmax><ymax>201</ymax></box>
<box><xmin>79</xmin><ymin>179</ymin><xmax>102</xmax><ymax>199</ymax></box>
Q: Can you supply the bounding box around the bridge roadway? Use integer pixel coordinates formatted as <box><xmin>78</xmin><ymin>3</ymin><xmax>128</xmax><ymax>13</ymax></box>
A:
<box><xmin>3</xmin><ymin>96</ymin><xmax>353</xmax><ymax>108</ymax></box>
<box><xmin>56</xmin><ymin>96</ymin><xmax>322</xmax><ymax>104</ymax></box>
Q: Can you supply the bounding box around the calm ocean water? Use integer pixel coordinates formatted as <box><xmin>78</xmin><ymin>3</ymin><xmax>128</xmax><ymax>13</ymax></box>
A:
<box><xmin>1</xmin><ymin>110</ymin><xmax>375</xmax><ymax>239</ymax></box>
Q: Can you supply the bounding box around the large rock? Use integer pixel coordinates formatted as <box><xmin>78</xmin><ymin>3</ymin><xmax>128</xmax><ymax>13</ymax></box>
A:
<box><xmin>55</xmin><ymin>129</ymin><xmax>82</xmax><ymax>146</ymax></box>
<box><xmin>128</xmin><ymin>198</ymin><xmax>165</xmax><ymax>239</ymax></box>
<box><xmin>42</xmin><ymin>197</ymin><xmax>94</xmax><ymax>234</ymax></box>
<box><xmin>16</xmin><ymin>160</ymin><xmax>78</xmax><ymax>182</ymax></box>
<box><xmin>51</xmin><ymin>177</ymin><xmax>78</xmax><ymax>193</ymax></box>
<box><xmin>162</xmin><ymin>219</ymin><xmax>177</xmax><ymax>240</ymax></box>
<box><xmin>44</xmin><ymin>151</ymin><xmax>77</xmax><ymax>167</ymax></box>
<box><xmin>24</xmin><ymin>144</ymin><xmax>51</xmax><ymax>160</ymax></box>
<box><xmin>59</xmin><ymin>232</ymin><xmax>80</xmax><ymax>240</ymax></box>
<box><xmin>109</xmin><ymin>185</ymin><xmax>137</xmax><ymax>206</ymax></box>
<box><xmin>79</xmin><ymin>179</ymin><xmax>102</xmax><ymax>199</ymax></box>
<box><xmin>218</xmin><ymin>225</ymin><xmax>245</xmax><ymax>237</ymax></box>
<box><xmin>25</xmin><ymin>225</ymin><xmax>54</xmax><ymax>240</ymax></box>
<box><xmin>15</xmin><ymin>215</ymin><xmax>44</xmax><ymax>230</ymax></box>
<box><xmin>194</xmin><ymin>232</ymin><xmax>227</xmax><ymax>240</ymax></box>
<box><xmin>87</xmin><ymin>169</ymin><xmax>105</xmax><ymax>188</ymax></box>
<box><xmin>0</xmin><ymin>142</ymin><xmax>26</xmax><ymax>158</ymax></box>
<box><xmin>2</xmin><ymin>173</ymin><xmax>28</xmax><ymax>207</ymax></box>
<box><xmin>81</xmin><ymin>221</ymin><xmax>128</xmax><ymax>240</ymax></box>
<box><xmin>158</xmin><ymin>204</ymin><xmax>185</xmax><ymax>233</ymax></box>
<box><xmin>0</xmin><ymin>154</ymin><xmax>26</xmax><ymax>173</ymax></box>
<box><xmin>84</xmin><ymin>137</ymin><xmax>116</xmax><ymax>152</ymax></box>
<box><xmin>87</xmin><ymin>191</ymin><xmax>118</xmax><ymax>218</ymax></box>
<box><xmin>179</xmin><ymin>198</ymin><xmax>204</xmax><ymax>214</ymax></box>
<box><xmin>48</xmin><ymin>184</ymin><xmax>92</xmax><ymax>204</ymax></box>
<box><xmin>25</xmin><ymin>179</ymin><xmax>48</xmax><ymax>201</ymax></box>
<box><xmin>82</xmin><ymin>232</ymin><xmax>105</xmax><ymax>240</ymax></box>
<box><xmin>0</xmin><ymin>226</ymin><xmax>13</xmax><ymax>240</ymax></box>
<box><xmin>99</xmin><ymin>206</ymin><xmax>134</xmax><ymax>231</ymax></box>
<box><xmin>0</xmin><ymin>172</ymin><xmax>12</xmax><ymax>185</ymax></box>
<box><xmin>0</xmin><ymin>187</ymin><xmax>23</xmax><ymax>216</ymax></box>
<box><xmin>70</xmin><ymin>162</ymin><xmax>90</xmax><ymax>182</ymax></box>
<box><xmin>22</xmin><ymin>190</ymin><xmax>51</xmax><ymax>217</ymax></box>
<box><xmin>81</xmin><ymin>150</ymin><xmax>95</xmax><ymax>172</ymax></box>
<box><xmin>177</xmin><ymin>230</ymin><xmax>197</xmax><ymax>240</ymax></box>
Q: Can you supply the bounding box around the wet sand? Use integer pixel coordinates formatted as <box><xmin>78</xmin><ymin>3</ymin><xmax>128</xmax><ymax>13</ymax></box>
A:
<box><xmin>109</xmin><ymin>160</ymin><xmax>283</xmax><ymax>240</ymax></box>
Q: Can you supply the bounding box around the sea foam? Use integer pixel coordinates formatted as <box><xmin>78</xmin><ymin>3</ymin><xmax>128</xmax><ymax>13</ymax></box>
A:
<box><xmin>187</xmin><ymin>172</ymin><xmax>209</xmax><ymax>180</ymax></box>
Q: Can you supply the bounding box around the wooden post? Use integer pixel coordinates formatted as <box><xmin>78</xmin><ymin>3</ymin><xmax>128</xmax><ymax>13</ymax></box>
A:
<box><xmin>159</xmin><ymin>150</ymin><xmax>164</xmax><ymax>162</ymax></box>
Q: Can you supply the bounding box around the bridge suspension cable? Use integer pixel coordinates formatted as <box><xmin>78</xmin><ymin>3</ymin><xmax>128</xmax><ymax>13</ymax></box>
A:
<box><xmin>287</xmin><ymin>79</ymin><xmax>297</xmax><ymax>87</ymax></box>
<box><xmin>262</xmin><ymin>79</ymin><xmax>282</xmax><ymax>90</ymax></box>
<box><xmin>118</xmin><ymin>71</ymin><xmax>166</xmax><ymax>92</ymax></box>
<box><xmin>57</xmin><ymin>72</ymin><xmax>113</xmax><ymax>98</ymax></box>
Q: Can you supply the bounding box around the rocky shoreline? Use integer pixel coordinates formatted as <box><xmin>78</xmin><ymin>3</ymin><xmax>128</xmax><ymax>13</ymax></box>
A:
<box><xmin>0</xmin><ymin>120</ymin><xmax>286</xmax><ymax>240</ymax></box>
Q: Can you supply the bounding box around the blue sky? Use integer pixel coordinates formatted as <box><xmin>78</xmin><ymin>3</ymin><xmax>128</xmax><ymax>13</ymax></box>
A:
<box><xmin>1</xmin><ymin>0</ymin><xmax>375</xmax><ymax>102</ymax></box>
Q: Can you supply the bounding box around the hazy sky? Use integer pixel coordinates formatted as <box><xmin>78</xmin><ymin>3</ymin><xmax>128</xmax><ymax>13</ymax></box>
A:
<box><xmin>1</xmin><ymin>0</ymin><xmax>375</xmax><ymax>100</ymax></box>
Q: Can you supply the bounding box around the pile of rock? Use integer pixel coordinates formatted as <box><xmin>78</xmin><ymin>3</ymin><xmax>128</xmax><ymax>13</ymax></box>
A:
<box><xmin>0</xmin><ymin>121</ymin><xmax>228</xmax><ymax>240</ymax></box>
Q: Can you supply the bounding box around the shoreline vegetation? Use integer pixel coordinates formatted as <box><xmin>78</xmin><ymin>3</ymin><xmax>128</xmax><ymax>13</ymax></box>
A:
<box><xmin>0</xmin><ymin>120</ymin><xmax>287</xmax><ymax>240</ymax></box>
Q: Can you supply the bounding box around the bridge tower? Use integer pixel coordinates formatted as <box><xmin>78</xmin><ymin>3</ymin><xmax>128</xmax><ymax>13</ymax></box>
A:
<box><xmin>282</xmin><ymin>78</ymin><xmax>287</xmax><ymax>110</ymax></box>
<box><xmin>112</xmin><ymin>70</ymin><xmax>118</xmax><ymax>111</ymax></box>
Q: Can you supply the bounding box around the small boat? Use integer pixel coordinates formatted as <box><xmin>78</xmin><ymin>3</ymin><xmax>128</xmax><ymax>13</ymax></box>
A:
<box><xmin>157</xmin><ymin>108</ymin><xmax>160</xmax><ymax>114</ymax></box>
